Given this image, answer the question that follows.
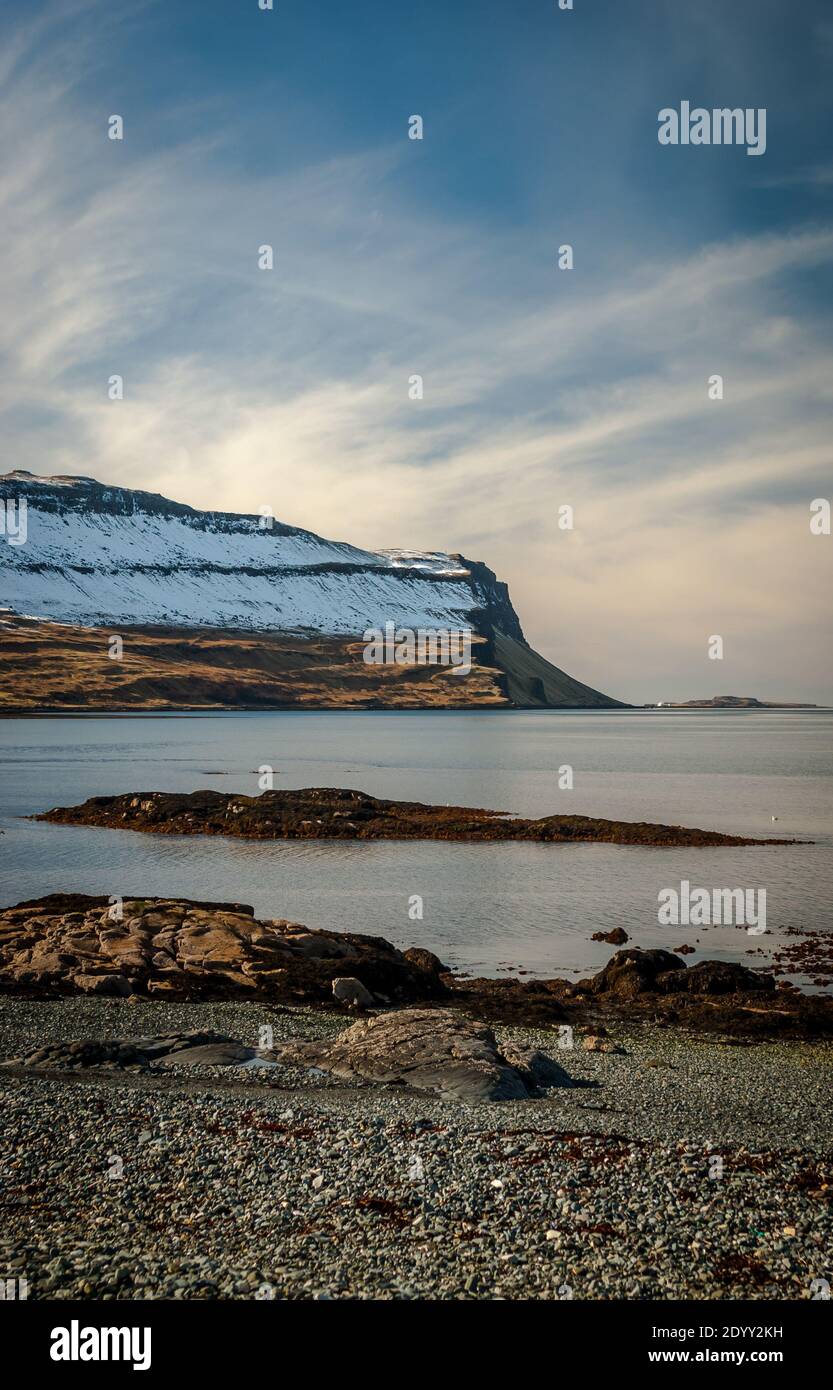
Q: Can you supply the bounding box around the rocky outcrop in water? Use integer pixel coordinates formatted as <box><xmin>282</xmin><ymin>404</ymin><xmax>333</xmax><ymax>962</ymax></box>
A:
<box><xmin>575</xmin><ymin>949</ymin><xmax>775</xmax><ymax>1000</ymax></box>
<box><xmin>34</xmin><ymin>787</ymin><xmax>793</xmax><ymax>847</ymax></box>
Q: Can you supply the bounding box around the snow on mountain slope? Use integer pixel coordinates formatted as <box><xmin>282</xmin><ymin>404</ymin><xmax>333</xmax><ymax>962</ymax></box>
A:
<box><xmin>0</xmin><ymin>472</ymin><xmax>514</xmax><ymax>636</ymax></box>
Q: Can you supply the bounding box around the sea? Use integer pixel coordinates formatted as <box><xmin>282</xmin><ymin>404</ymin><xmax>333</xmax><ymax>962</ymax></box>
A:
<box><xmin>0</xmin><ymin>709</ymin><xmax>831</xmax><ymax>982</ymax></box>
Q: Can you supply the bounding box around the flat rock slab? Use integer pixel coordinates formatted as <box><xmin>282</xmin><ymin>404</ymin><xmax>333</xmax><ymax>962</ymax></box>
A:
<box><xmin>1</xmin><ymin>1030</ymin><xmax>253</xmax><ymax>1072</ymax></box>
<box><xmin>159</xmin><ymin>1041</ymin><xmax>256</xmax><ymax>1067</ymax></box>
<box><xmin>273</xmin><ymin>1007</ymin><xmax>575</xmax><ymax>1102</ymax></box>
<box><xmin>1</xmin><ymin>1012</ymin><xmax>573</xmax><ymax>1102</ymax></box>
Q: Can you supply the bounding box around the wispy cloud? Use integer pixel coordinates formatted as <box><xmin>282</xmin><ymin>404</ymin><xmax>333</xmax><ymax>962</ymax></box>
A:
<box><xmin>1</xmin><ymin>1</ymin><xmax>831</xmax><ymax>701</ymax></box>
<box><xmin>756</xmin><ymin>163</ymin><xmax>833</xmax><ymax>190</ymax></box>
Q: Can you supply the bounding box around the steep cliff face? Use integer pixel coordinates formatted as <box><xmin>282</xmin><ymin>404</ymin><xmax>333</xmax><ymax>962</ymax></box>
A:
<box><xmin>0</xmin><ymin>471</ymin><xmax>624</xmax><ymax>708</ymax></box>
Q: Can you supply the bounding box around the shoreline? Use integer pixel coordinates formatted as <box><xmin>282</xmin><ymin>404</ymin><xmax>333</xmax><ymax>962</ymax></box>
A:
<box><xmin>2</xmin><ymin>893</ymin><xmax>831</xmax><ymax>1038</ymax></box>
<box><xmin>2</xmin><ymin>995</ymin><xmax>830</xmax><ymax>1301</ymax></box>
<box><xmin>3</xmin><ymin>895</ymin><xmax>831</xmax><ymax>1301</ymax></box>
<box><xmin>3</xmin><ymin>705</ymin><xmax>831</xmax><ymax>717</ymax></box>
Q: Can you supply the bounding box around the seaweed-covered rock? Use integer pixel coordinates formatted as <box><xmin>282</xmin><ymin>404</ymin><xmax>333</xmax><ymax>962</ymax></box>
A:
<box><xmin>34</xmin><ymin>787</ymin><xmax>790</xmax><ymax>847</ymax></box>
<box><xmin>577</xmin><ymin>948</ymin><xmax>774</xmax><ymax>999</ymax></box>
<box><xmin>657</xmin><ymin>960</ymin><xmax>775</xmax><ymax>995</ymax></box>
<box><xmin>591</xmin><ymin>927</ymin><xmax>629</xmax><ymax>945</ymax></box>
<box><xmin>577</xmin><ymin>949</ymin><xmax>686</xmax><ymax>999</ymax></box>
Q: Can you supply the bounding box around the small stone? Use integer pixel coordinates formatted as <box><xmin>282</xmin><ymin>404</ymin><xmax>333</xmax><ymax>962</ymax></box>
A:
<box><xmin>583</xmin><ymin>1035</ymin><xmax>626</xmax><ymax>1054</ymax></box>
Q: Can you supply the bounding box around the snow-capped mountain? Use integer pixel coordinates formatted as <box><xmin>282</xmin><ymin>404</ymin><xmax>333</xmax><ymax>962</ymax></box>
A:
<box><xmin>0</xmin><ymin>471</ymin><xmax>522</xmax><ymax>637</ymax></box>
<box><xmin>0</xmin><ymin>470</ymin><xmax>623</xmax><ymax>708</ymax></box>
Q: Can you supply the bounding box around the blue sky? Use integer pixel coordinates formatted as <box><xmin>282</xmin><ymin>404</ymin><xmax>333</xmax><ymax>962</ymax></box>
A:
<box><xmin>1</xmin><ymin>0</ymin><xmax>832</xmax><ymax>700</ymax></box>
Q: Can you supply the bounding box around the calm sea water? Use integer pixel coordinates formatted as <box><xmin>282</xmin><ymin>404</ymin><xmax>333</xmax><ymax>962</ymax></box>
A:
<box><xmin>0</xmin><ymin>710</ymin><xmax>831</xmax><ymax>982</ymax></box>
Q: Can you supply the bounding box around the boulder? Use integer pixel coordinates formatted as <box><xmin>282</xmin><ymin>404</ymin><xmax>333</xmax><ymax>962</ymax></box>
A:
<box><xmin>657</xmin><ymin>960</ymin><xmax>775</xmax><ymax>995</ymax></box>
<box><xmin>274</xmin><ymin>1007</ymin><xmax>575</xmax><ymax>1102</ymax></box>
<box><xmin>578</xmin><ymin>948</ymin><xmax>775</xmax><ymax>999</ymax></box>
<box><xmin>577</xmin><ymin>949</ymin><xmax>685</xmax><ymax>998</ymax></box>
<box><xmin>331</xmin><ymin>977</ymin><xmax>375</xmax><ymax>1009</ymax></box>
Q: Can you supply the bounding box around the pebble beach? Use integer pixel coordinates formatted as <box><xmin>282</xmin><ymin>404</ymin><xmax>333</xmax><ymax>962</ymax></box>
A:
<box><xmin>2</xmin><ymin>997</ymin><xmax>831</xmax><ymax>1302</ymax></box>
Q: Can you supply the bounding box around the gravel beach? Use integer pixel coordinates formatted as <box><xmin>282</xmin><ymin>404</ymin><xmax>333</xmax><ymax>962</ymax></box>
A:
<box><xmin>1</xmin><ymin>997</ymin><xmax>831</xmax><ymax>1301</ymax></box>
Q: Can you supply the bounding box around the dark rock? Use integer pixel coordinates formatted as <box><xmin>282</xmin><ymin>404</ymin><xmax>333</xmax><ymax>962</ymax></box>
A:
<box><xmin>33</xmin><ymin>787</ymin><xmax>792</xmax><ymax>847</ymax></box>
<box><xmin>2</xmin><ymin>1030</ymin><xmax>249</xmax><ymax>1071</ymax></box>
<box><xmin>5</xmin><ymin>1039</ymin><xmax>143</xmax><ymax>1070</ymax></box>
<box><xmin>591</xmin><ymin>928</ymin><xmax>629</xmax><ymax>945</ymax></box>
<box><xmin>657</xmin><ymin>960</ymin><xmax>775</xmax><ymax>995</ymax></box>
<box><xmin>403</xmin><ymin>947</ymin><xmax>448</xmax><ymax>976</ymax></box>
<box><xmin>160</xmin><ymin>1041</ymin><xmax>256</xmax><ymax>1067</ymax></box>
<box><xmin>578</xmin><ymin>949</ymin><xmax>774</xmax><ymax>1000</ymax></box>
<box><xmin>575</xmin><ymin>945</ymin><xmax>778</xmax><ymax>1011</ymax></box>
<box><xmin>577</xmin><ymin>949</ymin><xmax>686</xmax><ymax>999</ymax></box>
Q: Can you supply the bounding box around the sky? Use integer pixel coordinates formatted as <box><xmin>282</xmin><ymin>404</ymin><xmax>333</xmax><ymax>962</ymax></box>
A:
<box><xmin>1</xmin><ymin>0</ymin><xmax>832</xmax><ymax>703</ymax></box>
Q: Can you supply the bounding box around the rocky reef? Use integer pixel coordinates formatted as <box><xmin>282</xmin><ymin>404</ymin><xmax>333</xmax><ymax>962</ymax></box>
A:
<box><xmin>34</xmin><ymin>787</ymin><xmax>795</xmax><ymax>847</ymax></box>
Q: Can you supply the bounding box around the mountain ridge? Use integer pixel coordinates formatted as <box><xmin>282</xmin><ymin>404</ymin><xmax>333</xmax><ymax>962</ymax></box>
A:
<box><xmin>0</xmin><ymin>470</ymin><xmax>624</xmax><ymax>709</ymax></box>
